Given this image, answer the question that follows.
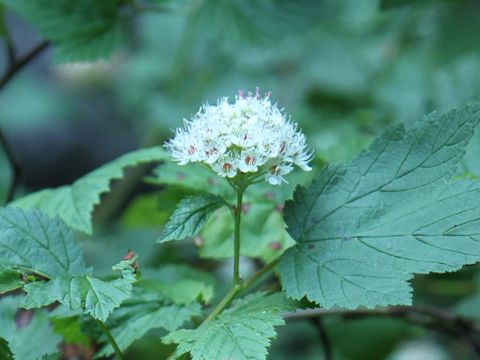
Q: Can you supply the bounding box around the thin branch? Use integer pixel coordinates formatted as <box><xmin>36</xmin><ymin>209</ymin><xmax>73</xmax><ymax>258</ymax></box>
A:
<box><xmin>285</xmin><ymin>306</ymin><xmax>480</xmax><ymax>357</ymax></box>
<box><xmin>0</xmin><ymin>129</ymin><xmax>21</xmax><ymax>204</ymax></box>
<box><xmin>0</xmin><ymin>40</ymin><xmax>50</xmax><ymax>89</ymax></box>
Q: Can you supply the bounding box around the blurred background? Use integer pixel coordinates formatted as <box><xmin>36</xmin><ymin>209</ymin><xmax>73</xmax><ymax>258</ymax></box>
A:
<box><xmin>1</xmin><ymin>0</ymin><xmax>480</xmax><ymax>359</ymax></box>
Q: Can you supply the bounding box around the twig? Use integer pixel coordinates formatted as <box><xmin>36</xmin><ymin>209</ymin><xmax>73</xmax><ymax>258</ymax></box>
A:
<box><xmin>309</xmin><ymin>317</ymin><xmax>332</xmax><ymax>360</ymax></box>
<box><xmin>0</xmin><ymin>40</ymin><xmax>50</xmax><ymax>89</ymax></box>
<box><xmin>0</xmin><ymin>129</ymin><xmax>21</xmax><ymax>204</ymax></box>
<box><xmin>285</xmin><ymin>306</ymin><xmax>480</xmax><ymax>357</ymax></box>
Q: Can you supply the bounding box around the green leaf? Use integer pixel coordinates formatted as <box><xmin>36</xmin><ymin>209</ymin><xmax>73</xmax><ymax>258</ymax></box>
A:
<box><xmin>98</xmin><ymin>302</ymin><xmax>202</xmax><ymax>357</ymax></box>
<box><xmin>0</xmin><ymin>296</ymin><xmax>61</xmax><ymax>360</ymax></box>
<box><xmin>199</xmin><ymin>203</ymin><xmax>295</xmax><ymax>262</ymax></box>
<box><xmin>51</xmin><ymin>316</ymin><xmax>91</xmax><ymax>346</ymax></box>
<box><xmin>158</xmin><ymin>194</ymin><xmax>226</xmax><ymax>243</ymax></box>
<box><xmin>136</xmin><ymin>265</ymin><xmax>217</xmax><ymax>304</ymax></box>
<box><xmin>0</xmin><ymin>207</ymin><xmax>136</xmax><ymax>321</ymax></box>
<box><xmin>149</xmin><ymin>161</ymin><xmax>232</xmax><ymax>197</ymax></box>
<box><xmin>21</xmin><ymin>259</ymin><xmax>137</xmax><ymax>322</ymax></box>
<box><xmin>0</xmin><ymin>207</ymin><xmax>86</xmax><ymax>277</ymax></box>
<box><xmin>13</xmin><ymin>146</ymin><xmax>168</xmax><ymax>234</ymax></box>
<box><xmin>1</xmin><ymin>0</ymin><xmax>124</xmax><ymax>62</ymax></box>
<box><xmin>280</xmin><ymin>104</ymin><xmax>480</xmax><ymax>309</ymax></box>
<box><xmin>164</xmin><ymin>292</ymin><xmax>296</xmax><ymax>360</ymax></box>
<box><xmin>0</xmin><ymin>268</ymin><xmax>24</xmax><ymax>294</ymax></box>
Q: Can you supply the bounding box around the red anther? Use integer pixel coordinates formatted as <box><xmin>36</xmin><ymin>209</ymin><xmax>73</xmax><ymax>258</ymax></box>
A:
<box><xmin>245</xmin><ymin>156</ymin><xmax>256</xmax><ymax>165</ymax></box>
<box><xmin>279</xmin><ymin>142</ymin><xmax>286</xmax><ymax>153</ymax></box>
<box><xmin>188</xmin><ymin>145</ymin><xmax>197</xmax><ymax>155</ymax></box>
<box><xmin>239</xmin><ymin>90</ymin><xmax>244</xmax><ymax>98</ymax></box>
<box><xmin>266</xmin><ymin>91</ymin><xmax>272</xmax><ymax>98</ymax></box>
<box><xmin>123</xmin><ymin>250</ymin><xmax>136</xmax><ymax>260</ymax></box>
<box><xmin>223</xmin><ymin>163</ymin><xmax>233</xmax><ymax>172</ymax></box>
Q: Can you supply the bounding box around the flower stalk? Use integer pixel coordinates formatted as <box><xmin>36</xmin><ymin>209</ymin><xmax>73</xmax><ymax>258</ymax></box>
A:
<box><xmin>233</xmin><ymin>186</ymin><xmax>244</xmax><ymax>286</ymax></box>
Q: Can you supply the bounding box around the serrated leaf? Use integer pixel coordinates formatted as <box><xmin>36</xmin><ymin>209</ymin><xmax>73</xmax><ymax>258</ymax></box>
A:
<box><xmin>280</xmin><ymin>104</ymin><xmax>480</xmax><ymax>309</ymax></box>
<box><xmin>0</xmin><ymin>207</ymin><xmax>86</xmax><ymax>277</ymax></box>
<box><xmin>158</xmin><ymin>194</ymin><xmax>226</xmax><ymax>243</ymax></box>
<box><xmin>1</xmin><ymin>0</ymin><xmax>124</xmax><ymax>62</ymax></box>
<box><xmin>21</xmin><ymin>264</ymin><xmax>136</xmax><ymax>322</ymax></box>
<box><xmin>0</xmin><ymin>207</ymin><xmax>136</xmax><ymax>321</ymax></box>
<box><xmin>164</xmin><ymin>292</ymin><xmax>296</xmax><ymax>360</ymax></box>
<box><xmin>98</xmin><ymin>302</ymin><xmax>202</xmax><ymax>357</ymax></box>
<box><xmin>13</xmin><ymin>146</ymin><xmax>168</xmax><ymax>234</ymax></box>
<box><xmin>0</xmin><ymin>296</ymin><xmax>61</xmax><ymax>360</ymax></box>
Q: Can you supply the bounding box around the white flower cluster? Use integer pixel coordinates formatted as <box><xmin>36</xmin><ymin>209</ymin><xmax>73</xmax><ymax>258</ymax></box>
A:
<box><xmin>165</xmin><ymin>89</ymin><xmax>313</xmax><ymax>185</ymax></box>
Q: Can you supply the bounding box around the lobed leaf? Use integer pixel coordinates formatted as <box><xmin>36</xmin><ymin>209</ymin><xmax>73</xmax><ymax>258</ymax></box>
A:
<box><xmin>0</xmin><ymin>207</ymin><xmax>136</xmax><ymax>321</ymax></box>
<box><xmin>13</xmin><ymin>146</ymin><xmax>168</xmax><ymax>234</ymax></box>
<box><xmin>164</xmin><ymin>292</ymin><xmax>296</xmax><ymax>360</ymax></box>
<box><xmin>280</xmin><ymin>103</ymin><xmax>480</xmax><ymax>309</ymax></box>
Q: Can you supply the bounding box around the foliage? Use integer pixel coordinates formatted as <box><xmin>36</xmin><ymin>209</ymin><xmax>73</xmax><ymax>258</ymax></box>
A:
<box><xmin>280</xmin><ymin>104</ymin><xmax>480</xmax><ymax>309</ymax></box>
<box><xmin>12</xmin><ymin>146</ymin><xmax>168</xmax><ymax>234</ymax></box>
<box><xmin>164</xmin><ymin>292</ymin><xmax>297</xmax><ymax>360</ymax></box>
<box><xmin>3</xmin><ymin>0</ymin><xmax>480</xmax><ymax>359</ymax></box>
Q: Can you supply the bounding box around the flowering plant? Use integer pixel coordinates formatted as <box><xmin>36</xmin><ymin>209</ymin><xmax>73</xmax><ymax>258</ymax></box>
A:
<box><xmin>165</xmin><ymin>89</ymin><xmax>312</xmax><ymax>186</ymax></box>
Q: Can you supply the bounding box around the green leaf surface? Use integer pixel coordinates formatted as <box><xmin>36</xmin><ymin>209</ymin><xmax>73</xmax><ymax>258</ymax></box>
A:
<box><xmin>13</xmin><ymin>146</ymin><xmax>168</xmax><ymax>234</ymax></box>
<box><xmin>98</xmin><ymin>302</ymin><xmax>202</xmax><ymax>357</ymax></box>
<box><xmin>158</xmin><ymin>194</ymin><xmax>226</xmax><ymax>243</ymax></box>
<box><xmin>0</xmin><ymin>268</ymin><xmax>24</xmax><ymax>294</ymax></box>
<box><xmin>164</xmin><ymin>292</ymin><xmax>296</xmax><ymax>360</ymax></box>
<box><xmin>199</xmin><ymin>203</ymin><xmax>295</xmax><ymax>262</ymax></box>
<box><xmin>0</xmin><ymin>207</ymin><xmax>136</xmax><ymax>321</ymax></box>
<box><xmin>0</xmin><ymin>207</ymin><xmax>86</xmax><ymax>277</ymax></box>
<box><xmin>0</xmin><ymin>296</ymin><xmax>62</xmax><ymax>360</ymax></box>
<box><xmin>1</xmin><ymin>0</ymin><xmax>124</xmax><ymax>62</ymax></box>
<box><xmin>280</xmin><ymin>104</ymin><xmax>480</xmax><ymax>309</ymax></box>
<box><xmin>136</xmin><ymin>265</ymin><xmax>217</xmax><ymax>304</ymax></box>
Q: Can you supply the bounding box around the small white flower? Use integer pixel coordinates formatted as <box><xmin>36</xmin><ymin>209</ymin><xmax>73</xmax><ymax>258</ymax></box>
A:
<box><xmin>164</xmin><ymin>88</ymin><xmax>313</xmax><ymax>185</ymax></box>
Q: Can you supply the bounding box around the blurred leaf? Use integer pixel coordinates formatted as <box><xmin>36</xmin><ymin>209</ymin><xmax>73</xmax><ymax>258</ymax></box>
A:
<box><xmin>164</xmin><ymin>292</ymin><xmax>296</xmax><ymax>360</ymax></box>
<box><xmin>51</xmin><ymin>316</ymin><xmax>91</xmax><ymax>346</ymax></box>
<box><xmin>199</xmin><ymin>203</ymin><xmax>294</xmax><ymax>262</ymax></box>
<box><xmin>158</xmin><ymin>194</ymin><xmax>226</xmax><ymax>243</ymax></box>
<box><xmin>149</xmin><ymin>161</ymin><xmax>232</xmax><ymax>198</ymax></box>
<box><xmin>2</xmin><ymin>0</ymin><xmax>124</xmax><ymax>62</ymax></box>
<box><xmin>12</xmin><ymin>146</ymin><xmax>168</xmax><ymax>234</ymax></box>
<box><xmin>98</xmin><ymin>302</ymin><xmax>202</xmax><ymax>357</ymax></box>
<box><xmin>0</xmin><ymin>268</ymin><xmax>24</xmax><ymax>294</ymax></box>
<box><xmin>280</xmin><ymin>104</ymin><xmax>480</xmax><ymax>309</ymax></box>
<box><xmin>0</xmin><ymin>296</ymin><xmax>62</xmax><ymax>360</ymax></box>
<box><xmin>136</xmin><ymin>264</ymin><xmax>217</xmax><ymax>305</ymax></box>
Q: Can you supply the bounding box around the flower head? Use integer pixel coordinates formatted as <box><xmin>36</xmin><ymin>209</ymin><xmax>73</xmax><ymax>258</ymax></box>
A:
<box><xmin>165</xmin><ymin>89</ymin><xmax>313</xmax><ymax>185</ymax></box>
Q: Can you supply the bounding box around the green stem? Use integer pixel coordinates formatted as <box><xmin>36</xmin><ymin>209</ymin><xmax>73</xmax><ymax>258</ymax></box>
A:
<box><xmin>97</xmin><ymin>320</ymin><xmax>125</xmax><ymax>360</ymax></box>
<box><xmin>233</xmin><ymin>188</ymin><xmax>244</xmax><ymax>286</ymax></box>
